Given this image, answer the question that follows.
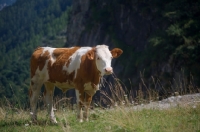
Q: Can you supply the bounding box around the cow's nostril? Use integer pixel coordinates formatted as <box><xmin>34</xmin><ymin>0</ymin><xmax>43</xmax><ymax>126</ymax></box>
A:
<box><xmin>105</xmin><ymin>67</ymin><xmax>113</xmax><ymax>73</ymax></box>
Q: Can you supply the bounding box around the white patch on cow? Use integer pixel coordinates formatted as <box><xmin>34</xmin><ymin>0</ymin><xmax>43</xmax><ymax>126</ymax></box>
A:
<box><xmin>63</xmin><ymin>47</ymin><xmax>92</xmax><ymax>78</ymax></box>
<box><xmin>96</xmin><ymin>84</ymin><xmax>100</xmax><ymax>90</ymax></box>
<box><xmin>31</xmin><ymin>59</ymin><xmax>50</xmax><ymax>83</ymax></box>
<box><xmin>54</xmin><ymin>81</ymin><xmax>75</xmax><ymax>90</ymax></box>
<box><xmin>84</xmin><ymin>82</ymin><xmax>99</xmax><ymax>96</ymax></box>
<box><xmin>75</xmin><ymin>90</ymin><xmax>84</xmax><ymax>104</ymax></box>
<box><xmin>75</xmin><ymin>89</ymin><xmax>80</xmax><ymax>104</ymax></box>
<box><xmin>41</xmin><ymin>47</ymin><xmax>56</xmax><ymax>65</ymax></box>
<box><xmin>84</xmin><ymin>82</ymin><xmax>93</xmax><ymax>91</ymax></box>
<box><xmin>84</xmin><ymin>82</ymin><xmax>99</xmax><ymax>91</ymax></box>
<box><xmin>95</xmin><ymin>45</ymin><xmax>113</xmax><ymax>75</ymax></box>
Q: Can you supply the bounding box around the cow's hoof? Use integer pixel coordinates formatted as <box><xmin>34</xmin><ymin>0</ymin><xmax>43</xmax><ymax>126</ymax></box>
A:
<box><xmin>51</xmin><ymin>118</ymin><xmax>58</xmax><ymax>124</ymax></box>
<box><xmin>85</xmin><ymin>118</ymin><xmax>89</xmax><ymax>122</ymax></box>
<box><xmin>79</xmin><ymin>119</ymin><xmax>83</xmax><ymax>123</ymax></box>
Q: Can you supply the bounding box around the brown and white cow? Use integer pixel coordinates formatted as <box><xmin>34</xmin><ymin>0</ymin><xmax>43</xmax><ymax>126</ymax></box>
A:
<box><xmin>29</xmin><ymin>44</ymin><xmax>123</xmax><ymax>123</ymax></box>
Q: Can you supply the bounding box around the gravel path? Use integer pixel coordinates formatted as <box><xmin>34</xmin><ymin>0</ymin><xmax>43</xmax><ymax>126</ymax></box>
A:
<box><xmin>131</xmin><ymin>93</ymin><xmax>200</xmax><ymax>110</ymax></box>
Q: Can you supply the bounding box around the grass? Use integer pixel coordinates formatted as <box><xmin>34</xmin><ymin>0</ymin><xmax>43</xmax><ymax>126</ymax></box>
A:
<box><xmin>105</xmin><ymin>105</ymin><xmax>200</xmax><ymax>132</ymax></box>
<box><xmin>0</xmin><ymin>104</ymin><xmax>200</xmax><ymax>132</ymax></box>
<box><xmin>1</xmin><ymin>74</ymin><xmax>200</xmax><ymax>132</ymax></box>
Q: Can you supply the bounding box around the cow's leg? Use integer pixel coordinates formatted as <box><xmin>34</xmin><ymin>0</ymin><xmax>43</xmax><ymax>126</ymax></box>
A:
<box><xmin>44</xmin><ymin>82</ymin><xmax>57</xmax><ymax>123</ymax></box>
<box><xmin>84</xmin><ymin>93</ymin><xmax>92</xmax><ymax>121</ymax></box>
<box><xmin>29</xmin><ymin>81</ymin><xmax>43</xmax><ymax>122</ymax></box>
<box><xmin>75</xmin><ymin>89</ymin><xmax>84</xmax><ymax>122</ymax></box>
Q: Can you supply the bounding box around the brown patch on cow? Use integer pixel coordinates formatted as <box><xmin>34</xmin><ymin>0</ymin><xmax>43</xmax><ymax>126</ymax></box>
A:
<box><xmin>85</xmin><ymin>93</ymin><xmax>93</xmax><ymax>104</ymax></box>
<box><xmin>30</xmin><ymin>47</ymin><xmax>50</xmax><ymax>78</ymax></box>
<box><xmin>73</xmin><ymin>48</ymin><xmax>101</xmax><ymax>100</ymax></box>
<box><xmin>47</xmin><ymin>47</ymin><xmax>80</xmax><ymax>83</ymax></box>
<box><xmin>111</xmin><ymin>48</ymin><xmax>123</xmax><ymax>58</ymax></box>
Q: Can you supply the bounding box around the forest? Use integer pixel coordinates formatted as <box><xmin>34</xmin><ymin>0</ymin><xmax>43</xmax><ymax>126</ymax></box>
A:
<box><xmin>0</xmin><ymin>0</ymin><xmax>200</xmax><ymax>106</ymax></box>
<box><xmin>0</xmin><ymin>0</ymin><xmax>71</xmax><ymax>105</ymax></box>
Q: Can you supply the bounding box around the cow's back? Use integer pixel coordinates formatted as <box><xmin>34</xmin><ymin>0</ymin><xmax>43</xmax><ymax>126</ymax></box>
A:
<box><xmin>47</xmin><ymin>47</ymin><xmax>81</xmax><ymax>84</ymax></box>
<box><xmin>30</xmin><ymin>47</ymin><xmax>82</xmax><ymax>84</ymax></box>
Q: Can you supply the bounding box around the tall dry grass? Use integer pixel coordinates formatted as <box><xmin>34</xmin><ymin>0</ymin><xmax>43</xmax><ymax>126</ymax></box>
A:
<box><xmin>99</xmin><ymin>71</ymin><xmax>200</xmax><ymax>109</ymax></box>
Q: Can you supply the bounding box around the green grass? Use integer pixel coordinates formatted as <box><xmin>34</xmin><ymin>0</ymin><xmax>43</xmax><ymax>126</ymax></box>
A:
<box><xmin>105</xmin><ymin>105</ymin><xmax>200</xmax><ymax>132</ymax></box>
<box><xmin>0</xmin><ymin>104</ymin><xmax>200</xmax><ymax>132</ymax></box>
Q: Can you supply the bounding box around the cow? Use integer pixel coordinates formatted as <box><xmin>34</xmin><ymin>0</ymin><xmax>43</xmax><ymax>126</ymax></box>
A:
<box><xmin>29</xmin><ymin>44</ymin><xmax>123</xmax><ymax>123</ymax></box>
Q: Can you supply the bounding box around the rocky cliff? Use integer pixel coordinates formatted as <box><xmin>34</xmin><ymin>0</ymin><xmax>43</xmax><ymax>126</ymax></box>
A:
<box><xmin>66</xmin><ymin>0</ymin><xmax>162</xmax><ymax>47</ymax></box>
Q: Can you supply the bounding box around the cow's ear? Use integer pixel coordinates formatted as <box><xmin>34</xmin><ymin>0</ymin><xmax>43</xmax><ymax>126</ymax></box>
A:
<box><xmin>87</xmin><ymin>50</ymin><xmax>95</xmax><ymax>60</ymax></box>
<box><xmin>110</xmin><ymin>48</ymin><xmax>123</xmax><ymax>58</ymax></box>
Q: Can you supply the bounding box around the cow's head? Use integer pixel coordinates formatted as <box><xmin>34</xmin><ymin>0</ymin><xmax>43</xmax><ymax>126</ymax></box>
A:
<box><xmin>87</xmin><ymin>45</ymin><xmax>123</xmax><ymax>76</ymax></box>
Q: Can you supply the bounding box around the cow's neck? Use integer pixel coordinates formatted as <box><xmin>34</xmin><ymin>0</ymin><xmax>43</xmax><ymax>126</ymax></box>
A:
<box><xmin>75</xmin><ymin>54</ymin><xmax>101</xmax><ymax>85</ymax></box>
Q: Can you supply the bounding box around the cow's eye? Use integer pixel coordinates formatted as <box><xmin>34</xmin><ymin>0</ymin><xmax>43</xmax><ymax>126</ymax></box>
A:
<box><xmin>97</xmin><ymin>57</ymin><xmax>100</xmax><ymax>60</ymax></box>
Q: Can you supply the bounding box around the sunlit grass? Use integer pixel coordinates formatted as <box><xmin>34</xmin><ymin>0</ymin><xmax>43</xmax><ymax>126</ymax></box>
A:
<box><xmin>105</xmin><ymin>105</ymin><xmax>200</xmax><ymax>132</ymax></box>
<box><xmin>0</xmin><ymin>104</ymin><xmax>200</xmax><ymax>132</ymax></box>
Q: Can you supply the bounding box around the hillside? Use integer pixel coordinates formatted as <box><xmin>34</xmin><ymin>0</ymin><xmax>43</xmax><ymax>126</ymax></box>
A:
<box><xmin>66</xmin><ymin>0</ymin><xmax>200</xmax><ymax>95</ymax></box>
<box><xmin>0</xmin><ymin>0</ymin><xmax>71</xmax><ymax>103</ymax></box>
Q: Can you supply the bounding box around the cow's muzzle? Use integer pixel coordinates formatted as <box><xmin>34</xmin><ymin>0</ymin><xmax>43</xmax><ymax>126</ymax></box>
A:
<box><xmin>105</xmin><ymin>67</ymin><xmax>113</xmax><ymax>75</ymax></box>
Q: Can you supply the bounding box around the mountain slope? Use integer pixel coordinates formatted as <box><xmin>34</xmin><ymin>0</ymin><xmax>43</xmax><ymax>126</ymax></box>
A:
<box><xmin>0</xmin><ymin>0</ymin><xmax>71</xmax><ymax>103</ymax></box>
